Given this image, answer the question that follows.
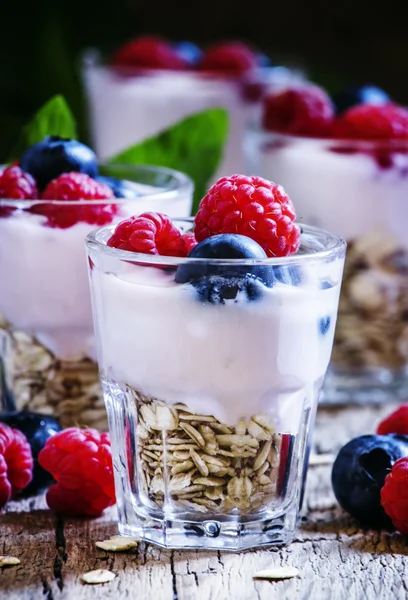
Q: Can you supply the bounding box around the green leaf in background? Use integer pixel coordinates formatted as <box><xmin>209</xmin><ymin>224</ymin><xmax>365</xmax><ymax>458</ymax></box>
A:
<box><xmin>9</xmin><ymin>95</ymin><xmax>77</xmax><ymax>160</ymax></box>
<box><xmin>108</xmin><ymin>108</ymin><xmax>229</xmax><ymax>214</ymax></box>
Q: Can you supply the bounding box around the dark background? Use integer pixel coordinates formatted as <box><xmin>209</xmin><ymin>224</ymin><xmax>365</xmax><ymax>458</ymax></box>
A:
<box><xmin>1</xmin><ymin>0</ymin><xmax>407</xmax><ymax>160</ymax></box>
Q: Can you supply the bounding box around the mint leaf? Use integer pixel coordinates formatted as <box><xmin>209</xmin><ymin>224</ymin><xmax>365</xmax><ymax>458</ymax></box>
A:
<box><xmin>10</xmin><ymin>95</ymin><xmax>77</xmax><ymax>160</ymax></box>
<box><xmin>108</xmin><ymin>108</ymin><xmax>229</xmax><ymax>214</ymax></box>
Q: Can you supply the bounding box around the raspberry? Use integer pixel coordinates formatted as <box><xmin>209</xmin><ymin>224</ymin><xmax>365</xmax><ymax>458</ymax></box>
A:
<box><xmin>32</xmin><ymin>172</ymin><xmax>117</xmax><ymax>229</ymax></box>
<box><xmin>38</xmin><ymin>428</ymin><xmax>115</xmax><ymax>517</ymax></box>
<box><xmin>194</xmin><ymin>175</ymin><xmax>300</xmax><ymax>257</ymax></box>
<box><xmin>0</xmin><ymin>166</ymin><xmax>38</xmax><ymax>217</ymax></box>
<box><xmin>112</xmin><ymin>36</ymin><xmax>188</xmax><ymax>70</ymax></box>
<box><xmin>0</xmin><ymin>423</ymin><xmax>33</xmax><ymax>507</ymax></box>
<box><xmin>262</xmin><ymin>85</ymin><xmax>334</xmax><ymax>137</ymax></box>
<box><xmin>377</xmin><ymin>405</ymin><xmax>408</xmax><ymax>435</ymax></box>
<box><xmin>181</xmin><ymin>232</ymin><xmax>197</xmax><ymax>254</ymax></box>
<box><xmin>107</xmin><ymin>212</ymin><xmax>186</xmax><ymax>256</ymax></box>
<box><xmin>333</xmin><ymin>104</ymin><xmax>408</xmax><ymax>139</ymax></box>
<box><xmin>199</xmin><ymin>42</ymin><xmax>257</xmax><ymax>76</ymax></box>
<box><xmin>381</xmin><ymin>457</ymin><xmax>408</xmax><ymax>533</ymax></box>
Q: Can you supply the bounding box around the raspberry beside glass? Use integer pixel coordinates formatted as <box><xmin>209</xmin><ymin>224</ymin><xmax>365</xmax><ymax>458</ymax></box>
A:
<box><xmin>246</xmin><ymin>86</ymin><xmax>408</xmax><ymax>403</ymax></box>
<box><xmin>86</xmin><ymin>175</ymin><xmax>345</xmax><ymax>550</ymax></box>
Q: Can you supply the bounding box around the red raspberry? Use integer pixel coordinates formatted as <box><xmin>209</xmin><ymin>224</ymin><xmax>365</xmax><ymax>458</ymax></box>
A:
<box><xmin>181</xmin><ymin>232</ymin><xmax>197</xmax><ymax>254</ymax></box>
<box><xmin>381</xmin><ymin>457</ymin><xmax>408</xmax><ymax>533</ymax></box>
<box><xmin>32</xmin><ymin>172</ymin><xmax>117</xmax><ymax>229</ymax></box>
<box><xmin>194</xmin><ymin>175</ymin><xmax>300</xmax><ymax>257</ymax></box>
<box><xmin>377</xmin><ymin>405</ymin><xmax>408</xmax><ymax>435</ymax></box>
<box><xmin>38</xmin><ymin>428</ymin><xmax>115</xmax><ymax>517</ymax></box>
<box><xmin>0</xmin><ymin>423</ymin><xmax>33</xmax><ymax>507</ymax></box>
<box><xmin>333</xmin><ymin>104</ymin><xmax>408</xmax><ymax>139</ymax></box>
<box><xmin>112</xmin><ymin>36</ymin><xmax>187</xmax><ymax>70</ymax></box>
<box><xmin>107</xmin><ymin>212</ymin><xmax>186</xmax><ymax>256</ymax></box>
<box><xmin>199</xmin><ymin>42</ymin><xmax>257</xmax><ymax>77</ymax></box>
<box><xmin>262</xmin><ymin>85</ymin><xmax>334</xmax><ymax>137</ymax></box>
<box><xmin>0</xmin><ymin>166</ymin><xmax>38</xmax><ymax>217</ymax></box>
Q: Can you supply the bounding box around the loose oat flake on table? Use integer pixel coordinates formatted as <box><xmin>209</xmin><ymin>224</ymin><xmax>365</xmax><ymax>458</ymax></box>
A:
<box><xmin>96</xmin><ymin>536</ymin><xmax>139</xmax><ymax>551</ymax></box>
<box><xmin>253</xmin><ymin>566</ymin><xmax>299</xmax><ymax>580</ymax></box>
<box><xmin>0</xmin><ymin>556</ymin><xmax>20</xmax><ymax>567</ymax></box>
<box><xmin>81</xmin><ymin>569</ymin><xmax>116</xmax><ymax>584</ymax></box>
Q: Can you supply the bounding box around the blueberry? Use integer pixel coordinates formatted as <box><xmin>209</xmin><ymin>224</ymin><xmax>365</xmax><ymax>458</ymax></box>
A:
<box><xmin>319</xmin><ymin>316</ymin><xmax>331</xmax><ymax>335</ymax></box>
<box><xmin>0</xmin><ymin>411</ymin><xmax>62</xmax><ymax>495</ymax></box>
<box><xmin>20</xmin><ymin>135</ymin><xmax>98</xmax><ymax>190</ymax></box>
<box><xmin>96</xmin><ymin>176</ymin><xmax>141</xmax><ymax>199</ymax></box>
<box><xmin>333</xmin><ymin>86</ymin><xmax>391</xmax><ymax>114</ymax></box>
<box><xmin>256</xmin><ymin>52</ymin><xmax>272</xmax><ymax>68</ymax></box>
<box><xmin>192</xmin><ymin>274</ymin><xmax>265</xmax><ymax>304</ymax></box>
<box><xmin>173</xmin><ymin>41</ymin><xmax>203</xmax><ymax>65</ymax></box>
<box><xmin>175</xmin><ymin>234</ymin><xmax>274</xmax><ymax>287</ymax></box>
<box><xmin>331</xmin><ymin>434</ymin><xmax>408</xmax><ymax>527</ymax></box>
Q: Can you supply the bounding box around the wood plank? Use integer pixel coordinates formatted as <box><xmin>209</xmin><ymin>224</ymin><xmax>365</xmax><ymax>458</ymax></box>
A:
<box><xmin>0</xmin><ymin>401</ymin><xmax>406</xmax><ymax>600</ymax></box>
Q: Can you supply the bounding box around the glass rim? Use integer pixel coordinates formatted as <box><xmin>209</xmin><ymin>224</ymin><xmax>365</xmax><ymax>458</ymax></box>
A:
<box><xmin>248</xmin><ymin>125</ymin><xmax>408</xmax><ymax>150</ymax></box>
<box><xmin>81</xmin><ymin>47</ymin><xmax>295</xmax><ymax>84</ymax></box>
<box><xmin>86</xmin><ymin>219</ymin><xmax>346</xmax><ymax>266</ymax></box>
<box><xmin>0</xmin><ymin>163</ymin><xmax>193</xmax><ymax>207</ymax></box>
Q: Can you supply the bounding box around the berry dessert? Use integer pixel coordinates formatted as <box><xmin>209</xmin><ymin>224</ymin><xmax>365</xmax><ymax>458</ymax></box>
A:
<box><xmin>82</xmin><ymin>36</ymin><xmax>304</xmax><ymax>180</ymax></box>
<box><xmin>0</xmin><ymin>136</ymin><xmax>193</xmax><ymax>429</ymax></box>
<box><xmin>86</xmin><ymin>174</ymin><xmax>345</xmax><ymax>550</ymax></box>
<box><xmin>246</xmin><ymin>82</ymin><xmax>408</xmax><ymax>403</ymax></box>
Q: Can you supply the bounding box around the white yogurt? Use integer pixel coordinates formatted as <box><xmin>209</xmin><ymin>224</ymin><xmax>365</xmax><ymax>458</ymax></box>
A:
<box><xmin>83</xmin><ymin>64</ymin><xmax>303</xmax><ymax>180</ymax></box>
<box><xmin>90</xmin><ymin>263</ymin><xmax>341</xmax><ymax>428</ymax></box>
<box><xmin>246</xmin><ymin>133</ymin><xmax>408</xmax><ymax>247</ymax></box>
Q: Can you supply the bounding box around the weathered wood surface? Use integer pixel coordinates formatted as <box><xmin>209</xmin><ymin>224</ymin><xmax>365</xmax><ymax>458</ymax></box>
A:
<box><xmin>2</xmin><ymin>401</ymin><xmax>408</xmax><ymax>600</ymax></box>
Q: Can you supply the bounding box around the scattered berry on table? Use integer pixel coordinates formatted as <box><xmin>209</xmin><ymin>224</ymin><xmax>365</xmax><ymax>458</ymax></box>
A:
<box><xmin>381</xmin><ymin>457</ymin><xmax>408</xmax><ymax>533</ymax></box>
<box><xmin>0</xmin><ymin>423</ymin><xmax>33</xmax><ymax>507</ymax></box>
<box><xmin>0</xmin><ymin>412</ymin><xmax>61</xmax><ymax>495</ymax></box>
<box><xmin>107</xmin><ymin>212</ymin><xmax>186</xmax><ymax>256</ymax></box>
<box><xmin>199</xmin><ymin>42</ymin><xmax>258</xmax><ymax>76</ymax></box>
<box><xmin>38</xmin><ymin>427</ymin><xmax>115</xmax><ymax>517</ymax></box>
<box><xmin>331</xmin><ymin>434</ymin><xmax>408</xmax><ymax>527</ymax></box>
<box><xmin>194</xmin><ymin>174</ymin><xmax>300</xmax><ymax>257</ymax></box>
<box><xmin>333</xmin><ymin>104</ymin><xmax>408</xmax><ymax>139</ymax></box>
<box><xmin>32</xmin><ymin>172</ymin><xmax>117</xmax><ymax>229</ymax></box>
<box><xmin>333</xmin><ymin>85</ymin><xmax>391</xmax><ymax>114</ymax></box>
<box><xmin>112</xmin><ymin>36</ymin><xmax>188</xmax><ymax>70</ymax></box>
<box><xmin>262</xmin><ymin>85</ymin><xmax>334</xmax><ymax>137</ymax></box>
<box><xmin>377</xmin><ymin>404</ymin><xmax>408</xmax><ymax>436</ymax></box>
<box><xmin>20</xmin><ymin>136</ymin><xmax>98</xmax><ymax>190</ymax></box>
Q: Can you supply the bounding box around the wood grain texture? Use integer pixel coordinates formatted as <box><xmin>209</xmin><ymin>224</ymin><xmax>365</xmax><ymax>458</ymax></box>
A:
<box><xmin>1</xmin><ymin>401</ymin><xmax>408</xmax><ymax>600</ymax></box>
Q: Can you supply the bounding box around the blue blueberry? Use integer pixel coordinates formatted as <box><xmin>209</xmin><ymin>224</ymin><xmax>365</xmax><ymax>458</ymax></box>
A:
<box><xmin>256</xmin><ymin>52</ymin><xmax>272</xmax><ymax>68</ymax></box>
<box><xmin>333</xmin><ymin>86</ymin><xmax>391</xmax><ymax>114</ymax></box>
<box><xmin>320</xmin><ymin>281</ymin><xmax>333</xmax><ymax>290</ymax></box>
<box><xmin>173</xmin><ymin>41</ymin><xmax>203</xmax><ymax>66</ymax></box>
<box><xmin>192</xmin><ymin>274</ymin><xmax>265</xmax><ymax>304</ymax></box>
<box><xmin>96</xmin><ymin>176</ymin><xmax>141</xmax><ymax>199</ymax></box>
<box><xmin>319</xmin><ymin>316</ymin><xmax>331</xmax><ymax>335</ymax></box>
<box><xmin>175</xmin><ymin>234</ymin><xmax>274</xmax><ymax>286</ymax></box>
<box><xmin>0</xmin><ymin>411</ymin><xmax>62</xmax><ymax>495</ymax></box>
<box><xmin>331</xmin><ymin>434</ymin><xmax>408</xmax><ymax>527</ymax></box>
<box><xmin>20</xmin><ymin>135</ymin><xmax>98</xmax><ymax>190</ymax></box>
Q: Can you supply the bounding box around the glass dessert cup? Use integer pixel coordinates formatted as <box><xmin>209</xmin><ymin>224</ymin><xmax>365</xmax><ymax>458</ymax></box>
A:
<box><xmin>246</xmin><ymin>129</ymin><xmax>408</xmax><ymax>404</ymax></box>
<box><xmin>82</xmin><ymin>50</ymin><xmax>304</xmax><ymax>179</ymax></box>
<box><xmin>86</xmin><ymin>220</ymin><xmax>345</xmax><ymax>550</ymax></box>
<box><xmin>0</xmin><ymin>165</ymin><xmax>193</xmax><ymax>427</ymax></box>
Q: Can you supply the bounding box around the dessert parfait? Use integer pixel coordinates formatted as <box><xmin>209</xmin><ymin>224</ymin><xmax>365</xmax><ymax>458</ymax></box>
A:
<box><xmin>0</xmin><ymin>136</ymin><xmax>193</xmax><ymax>427</ymax></box>
<box><xmin>83</xmin><ymin>36</ymin><xmax>304</xmax><ymax>179</ymax></box>
<box><xmin>86</xmin><ymin>174</ymin><xmax>345</xmax><ymax>550</ymax></box>
<box><xmin>246</xmin><ymin>83</ymin><xmax>408</xmax><ymax>403</ymax></box>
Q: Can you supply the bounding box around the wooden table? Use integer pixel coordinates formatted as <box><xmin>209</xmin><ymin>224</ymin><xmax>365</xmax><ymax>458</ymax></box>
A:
<box><xmin>1</xmin><ymin>401</ymin><xmax>408</xmax><ymax>600</ymax></box>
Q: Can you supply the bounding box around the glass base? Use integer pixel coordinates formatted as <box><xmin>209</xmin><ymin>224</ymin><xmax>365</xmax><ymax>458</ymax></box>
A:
<box><xmin>320</xmin><ymin>366</ymin><xmax>408</xmax><ymax>405</ymax></box>
<box><xmin>117</xmin><ymin>506</ymin><xmax>297</xmax><ymax>551</ymax></box>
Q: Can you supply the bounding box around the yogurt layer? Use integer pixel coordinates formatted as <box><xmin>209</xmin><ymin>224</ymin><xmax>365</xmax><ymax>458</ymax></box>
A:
<box><xmin>91</xmin><ymin>263</ymin><xmax>342</xmax><ymax>428</ymax></box>
<box><xmin>247</xmin><ymin>136</ymin><xmax>408</xmax><ymax>246</ymax></box>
